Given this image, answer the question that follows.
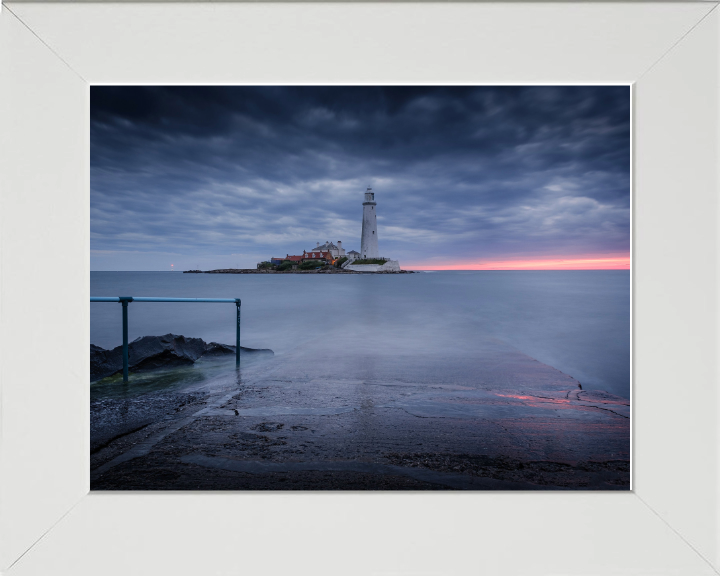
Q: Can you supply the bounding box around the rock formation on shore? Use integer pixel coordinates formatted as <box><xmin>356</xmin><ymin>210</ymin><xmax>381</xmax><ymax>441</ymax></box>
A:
<box><xmin>90</xmin><ymin>334</ymin><xmax>273</xmax><ymax>381</ymax></box>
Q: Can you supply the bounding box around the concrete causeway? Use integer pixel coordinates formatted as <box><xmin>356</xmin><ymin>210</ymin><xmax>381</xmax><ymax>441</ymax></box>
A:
<box><xmin>91</xmin><ymin>332</ymin><xmax>630</xmax><ymax>490</ymax></box>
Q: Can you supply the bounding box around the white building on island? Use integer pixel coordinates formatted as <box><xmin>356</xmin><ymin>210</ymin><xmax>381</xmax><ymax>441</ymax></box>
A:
<box><xmin>343</xmin><ymin>188</ymin><xmax>401</xmax><ymax>272</ymax></box>
<box><xmin>309</xmin><ymin>241</ymin><xmax>346</xmax><ymax>259</ymax></box>
<box><xmin>269</xmin><ymin>188</ymin><xmax>401</xmax><ymax>272</ymax></box>
<box><xmin>360</xmin><ymin>188</ymin><xmax>379</xmax><ymax>259</ymax></box>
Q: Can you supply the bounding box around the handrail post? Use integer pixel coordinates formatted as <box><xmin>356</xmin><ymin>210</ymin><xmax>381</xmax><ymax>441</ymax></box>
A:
<box><xmin>235</xmin><ymin>299</ymin><xmax>241</xmax><ymax>366</ymax></box>
<box><xmin>121</xmin><ymin>301</ymin><xmax>129</xmax><ymax>382</ymax></box>
<box><xmin>119</xmin><ymin>296</ymin><xmax>133</xmax><ymax>382</ymax></box>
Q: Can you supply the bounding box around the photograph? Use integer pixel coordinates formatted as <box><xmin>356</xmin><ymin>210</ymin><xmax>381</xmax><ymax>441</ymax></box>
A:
<box><xmin>90</xmin><ymin>85</ymin><xmax>630</xmax><ymax>490</ymax></box>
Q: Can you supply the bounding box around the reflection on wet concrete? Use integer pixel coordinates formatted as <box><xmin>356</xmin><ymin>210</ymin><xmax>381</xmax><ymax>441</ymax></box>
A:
<box><xmin>91</xmin><ymin>332</ymin><xmax>630</xmax><ymax>490</ymax></box>
<box><xmin>90</xmin><ymin>354</ymin><xmax>272</xmax><ymax>452</ymax></box>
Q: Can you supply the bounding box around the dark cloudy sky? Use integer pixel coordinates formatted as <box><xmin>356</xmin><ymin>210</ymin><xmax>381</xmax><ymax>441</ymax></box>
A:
<box><xmin>91</xmin><ymin>86</ymin><xmax>630</xmax><ymax>270</ymax></box>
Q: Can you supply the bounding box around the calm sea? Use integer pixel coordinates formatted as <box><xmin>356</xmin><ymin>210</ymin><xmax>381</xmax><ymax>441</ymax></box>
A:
<box><xmin>91</xmin><ymin>270</ymin><xmax>630</xmax><ymax>398</ymax></box>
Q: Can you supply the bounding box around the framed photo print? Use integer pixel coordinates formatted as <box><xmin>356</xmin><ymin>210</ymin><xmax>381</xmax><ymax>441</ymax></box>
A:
<box><xmin>87</xmin><ymin>83</ymin><xmax>631</xmax><ymax>493</ymax></box>
<box><xmin>1</xmin><ymin>2</ymin><xmax>718</xmax><ymax>575</ymax></box>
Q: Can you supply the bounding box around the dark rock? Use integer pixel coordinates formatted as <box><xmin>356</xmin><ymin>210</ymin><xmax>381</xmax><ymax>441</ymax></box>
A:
<box><xmin>129</xmin><ymin>334</ymin><xmax>207</xmax><ymax>373</ymax></box>
<box><xmin>203</xmin><ymin>341</ymin><xmax>236</xmax><ymax>357</ymax></box>
<box><xmin>90</xmin><ymin>344</ymin><xmax>124</xmax><ymax>381</ymax></box>
<box><xmin>90</xmin><ymin>335</ymin><xmax>274</xmax><ymax>381</ymax></box>
<box><xmin>204</xmin><ymin>341</ymin><xmax>274</xmax><ymax>358</ymax></box>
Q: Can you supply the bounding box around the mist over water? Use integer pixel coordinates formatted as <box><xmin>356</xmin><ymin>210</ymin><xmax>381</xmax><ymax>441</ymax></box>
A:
<box><xmin>91</xmin><ymin>270</ymin><xmax>630</xmax><ymax>398</ymax></box>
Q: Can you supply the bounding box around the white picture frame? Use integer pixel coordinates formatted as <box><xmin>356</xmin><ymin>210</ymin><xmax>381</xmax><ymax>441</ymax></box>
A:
<box><xmin>1</xmin><ymin>2</ymin><xmax>718</xmax><ymax>574</ymax></box>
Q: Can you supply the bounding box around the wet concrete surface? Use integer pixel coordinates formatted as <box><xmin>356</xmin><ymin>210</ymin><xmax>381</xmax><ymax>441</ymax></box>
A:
<box><xmin>91</xmin><ymin>334</ymin><xmax>630</xmax><ymax>490</ymax></box>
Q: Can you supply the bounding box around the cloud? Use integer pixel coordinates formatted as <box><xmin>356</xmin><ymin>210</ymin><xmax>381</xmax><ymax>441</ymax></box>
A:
<box><xmin>91</xmin><ymin>86</ymin><xmax>630</xmax><ymax>270</ymax></box>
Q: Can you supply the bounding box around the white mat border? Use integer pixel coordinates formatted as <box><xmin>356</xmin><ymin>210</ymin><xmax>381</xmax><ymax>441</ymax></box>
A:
<box><xmin>0</xmin><ymin>3</ymin><xmax>718</xmax><ymax>574</ymax></box>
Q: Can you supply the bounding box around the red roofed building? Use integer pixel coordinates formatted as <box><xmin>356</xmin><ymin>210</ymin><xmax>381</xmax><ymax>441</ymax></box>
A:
<box><xmin>285</xmin><ymin>255</ymin><xmax>304</xmax><ymax>262</ymax></box>
<box><xmin>302</xmin><ymin>250</ymin><xmax>334</xmax><ymax>264</ymax></box>
<box><xmin>269</xmin><ymin>254</ymin><xmax>306</xmax><ymax>267</ymax></box>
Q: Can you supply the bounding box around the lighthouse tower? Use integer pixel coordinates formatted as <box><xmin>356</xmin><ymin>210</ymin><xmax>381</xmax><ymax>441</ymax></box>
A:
<box><xmin>360</xmin><ymin>188</ymin><xmax>379</xmax><ymax>259</ymax></box>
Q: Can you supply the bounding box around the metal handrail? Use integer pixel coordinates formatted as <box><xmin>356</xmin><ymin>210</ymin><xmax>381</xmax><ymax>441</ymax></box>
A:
<box><xmin>91</xmin><ymin>296</ymin><xmax>241</xmax><ymax>382</ymax></box>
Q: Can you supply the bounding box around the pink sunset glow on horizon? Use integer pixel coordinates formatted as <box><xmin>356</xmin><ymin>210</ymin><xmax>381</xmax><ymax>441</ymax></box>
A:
<box><xmin>407</xmin><ymin>254</ymin><xmax>630</xmax><ymax>271</ymax></box>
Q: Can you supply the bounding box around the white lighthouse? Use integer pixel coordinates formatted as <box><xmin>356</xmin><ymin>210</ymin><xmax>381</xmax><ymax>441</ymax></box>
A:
<box><xmin>360</xmin><ymin>188</ymin><xmax>379</xmax><ymax>259</ymax></box>
<box><xmin>343</xmin><ymin>186</ymin><xmax>401</xmax><ymax>272</ymax></box>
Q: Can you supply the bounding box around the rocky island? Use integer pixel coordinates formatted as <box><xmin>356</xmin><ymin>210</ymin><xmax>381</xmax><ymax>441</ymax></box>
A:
<box><xmin>186</xmin><ymin>188</ymin><xmax>414</xmax><ymax>274</ymax></box>
<box><xmin>185</xmin><ymin>267</ymin><xmax>414</xmax><ymax>274</ymax></box>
